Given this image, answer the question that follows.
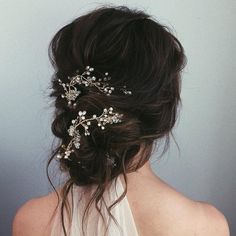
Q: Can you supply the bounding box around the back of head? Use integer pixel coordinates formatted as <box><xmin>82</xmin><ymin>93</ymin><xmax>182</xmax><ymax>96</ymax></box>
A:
<box><xmin>47</xmin><ymin>5</ymin><xmax>186</xmax><ymax>235</ymax></box>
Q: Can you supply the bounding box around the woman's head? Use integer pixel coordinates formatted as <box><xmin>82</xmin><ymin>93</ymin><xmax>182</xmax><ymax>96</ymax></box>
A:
<box><xmin>47</xmin><ymin>5</ymin><xmax>186</xmax><ymax>235</ymax></box>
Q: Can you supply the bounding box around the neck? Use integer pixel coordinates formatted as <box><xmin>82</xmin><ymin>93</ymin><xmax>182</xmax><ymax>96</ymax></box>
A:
<box><xmin>119</xmin><ymin>159</ymin><xmax>158</xmax><ymax>190</ymax></box>
<box><xmin>124</xmin><ymin>158</ymin><xmax>157</xmax><ymax>180</ymax></box>
<box><xmin>134</xmin><ymin>160</ymin><xmax>156</xmax><ymax>177</ymax></box>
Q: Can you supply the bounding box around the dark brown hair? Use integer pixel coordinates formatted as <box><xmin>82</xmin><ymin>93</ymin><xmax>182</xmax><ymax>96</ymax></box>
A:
<box><xmin>46</xmin><ymin>4</ymin><xmax>186</xmax><ymax>236</ymax></box>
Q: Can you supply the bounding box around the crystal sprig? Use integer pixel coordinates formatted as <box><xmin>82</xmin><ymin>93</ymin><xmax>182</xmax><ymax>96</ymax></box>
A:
<box><xmin>71</xmin><ymin>66</ymin><xmax>114</xmax><ymax>96</ymax></box>
<box><xmin>58</xmin><ymin>66</ymin><xmax>114</xmax><ymax>107</ymax></box>
<box><xmin>120</xmin><ymin>85</ymin><xmax>132</xmax><ymax>95</ymax></box>
<box><xmin>56</xmin><ymin>107</ymin><xmax>123</xmax><ymax>160</ymax></box>
<box><xmin>58</xmin><ymin>66</ymin><xmax>132</xmax><ymax>107</ymax></box>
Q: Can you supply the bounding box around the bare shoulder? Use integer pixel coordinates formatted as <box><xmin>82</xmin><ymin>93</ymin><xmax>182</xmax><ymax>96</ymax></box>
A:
<box><xmin>155</xmin><ymin>181</ymin><xmax>230</xmax><ymax>236</ymax></box>
<box><xmin>123</xmin><ymin>173</ymin><xmax>230</xmax><ymax>236</ymax></box>
<box><xmin>12</xmin><ymin>189</ymin><xmax>61</xmax><ymax>236</ymax></box>
<box><xmin>154</xmin><ymin>178</ymin><xmax>230</xmax><ymax>236</ymax></box>
<box><xmin>195</xmin><ymin>201</ymin><xmax>230</xmax><ymax>236</ymax></box>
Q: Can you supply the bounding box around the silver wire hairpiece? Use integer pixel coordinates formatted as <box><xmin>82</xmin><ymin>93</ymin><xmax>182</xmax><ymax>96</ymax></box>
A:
<box><xmin>58</xmin><ymin>65</ymin><xmax>132</xmax><ymax>107</ymax></box>
<box><xmin>106</xmin><ymin>153</ymin><xmax>117</xmax><ymax>168</ymax></box>
<box><xmin>56</xmin><ymin>107</ymin><xmax>123</xmax><ymax>163</ymax></box>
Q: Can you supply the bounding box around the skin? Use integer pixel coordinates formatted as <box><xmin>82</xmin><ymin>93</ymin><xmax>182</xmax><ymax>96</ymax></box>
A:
<box><xmin>120</xmin><ymin>161</ymin><xmax>230</xmax><ymax>236</ymax></box>
<box><xmin>12</xmin><ymin>155</ymin><xmax>230</xmax><ymax>236</ymax></box>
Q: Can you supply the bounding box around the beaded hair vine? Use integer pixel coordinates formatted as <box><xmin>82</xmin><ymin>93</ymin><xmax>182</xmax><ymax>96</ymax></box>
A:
<box><xmin>56</xmin><ymin>107</ymin><xmax>123</xmax><ymax>162</ymax></box>
<box><xmin>55</xmin><ymin>66</ymin><xmax>132</xmax><ymax>168</ymax></box>
<box><xmin>58</xmin><ymin>65</ymin><xmax>132</xmax><ymax>107</ymax></box>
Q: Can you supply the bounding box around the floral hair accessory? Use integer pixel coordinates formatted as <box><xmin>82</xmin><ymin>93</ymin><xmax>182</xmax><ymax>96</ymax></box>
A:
<box><xmin>56</xmin><ymin>107</ymin><xmax>123</xmax><ymax>161</ymax></box>
<box><xmin>106</xmin><ymin>153</ymin><xmax>117</xmax><ymax>168</ymax></box>
<box><xmin>58</xmin><ymin>65</ymin><xmax>132</xmax><ymax>107</ymax></box>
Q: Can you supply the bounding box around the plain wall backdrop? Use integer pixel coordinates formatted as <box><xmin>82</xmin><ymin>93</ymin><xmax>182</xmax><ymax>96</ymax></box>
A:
<box><xmin>0</xmin><ymin>0</ymin><xmax>235</xmax><ymax>235</ymax></box>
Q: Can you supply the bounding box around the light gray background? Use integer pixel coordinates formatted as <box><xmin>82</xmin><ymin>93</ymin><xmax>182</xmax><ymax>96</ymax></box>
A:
<box><xmin>1</xmin><ymin>0</ymin><xmax>235</xmax><ymax>235</ymax></box>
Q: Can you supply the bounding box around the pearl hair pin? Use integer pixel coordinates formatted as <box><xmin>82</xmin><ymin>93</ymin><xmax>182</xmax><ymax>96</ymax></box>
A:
<box><xmin>58</xmin><ymin>65</ymin><xmax>132</xmax><ymax>107</ymax></box>
<box><xmin>56</xmin><ymin>107</ymin><xmax>123</xmax><ymax>161</ymax></box>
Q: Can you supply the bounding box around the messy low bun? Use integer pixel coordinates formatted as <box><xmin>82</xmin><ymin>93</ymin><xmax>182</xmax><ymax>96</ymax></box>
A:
<box><xmin>47</xmin><ymin>5</ymin><xmax>186</xmax><ymax>236</ymax></box>
<box><xmin>51</xmin><ymin>91</ymin><xmax>144</xmax><ymax>186</ymax></box>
